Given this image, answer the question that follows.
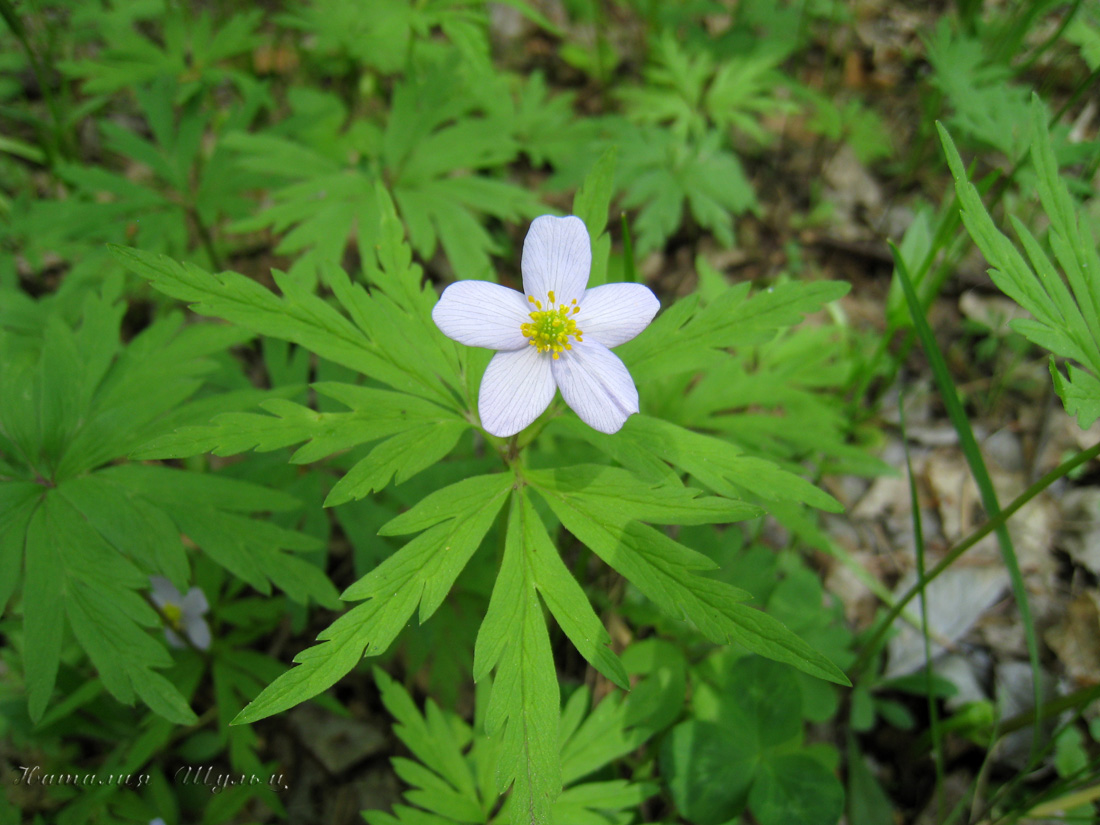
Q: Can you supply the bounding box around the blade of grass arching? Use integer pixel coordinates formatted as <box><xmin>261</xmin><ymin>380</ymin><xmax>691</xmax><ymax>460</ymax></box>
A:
<box><xmin>898</xmin><ymin>389</ymin><xmax>945</xmax><ymax>820</ymax></box>
<box><xmin>620</xmin><ymin>212</ymin><xmax>637</xmax><ymax>283</ymax></box>
<box><xmin>851</xmin><ymin>439</ymin><xmax>1100</xmax><ymax>678</ymax></box>
<box><xmin>890</xmin><ymin>243</ymin><xmax>1043</xmax><ymax>761</ymax></box>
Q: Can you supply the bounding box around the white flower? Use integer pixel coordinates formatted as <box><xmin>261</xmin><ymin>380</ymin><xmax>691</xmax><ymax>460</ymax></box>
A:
<box><xmin>432</xmin><ymin>215</ymin><xmax>659</xmax><ymax>436</ymax></box>
<box><xmin>149</xmin><ymin>577</ymin><xmax>211</xmax><ymax>650</ymax></box>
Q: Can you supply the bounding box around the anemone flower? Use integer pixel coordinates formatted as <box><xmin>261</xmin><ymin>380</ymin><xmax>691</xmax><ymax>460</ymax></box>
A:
<box><xmin>432</xmin><ymin>215</ymin><xmax>659</xmax><ymax>436</ymax></box>
<box><xmin>149</xmin><ymin>577</ymin><xmax>211</xmax><ymax>650</ymax></box>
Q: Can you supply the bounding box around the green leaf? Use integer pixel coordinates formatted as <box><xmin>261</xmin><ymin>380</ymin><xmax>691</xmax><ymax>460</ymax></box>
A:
<box><xmin>23</xmin><ymin>503</ymin><xmax>64</xmax><ymax>722</ymax></box>
<box><xmin>23</xmin><ymin>491</ymin><xmax>197</xmax><ymax>724</ymax></box>
<box><xmin>572</xmin><ymin>147</ymin><xmax>618</xmax><ymax>287</ymax></box>
<box><xmin>473</xmin><ymin>491</ymin><xmax>560</xmax><ymax>824</ymax></box>
<box><xmin>620</xmin><ymin>278</ymin><xmax>850</xmax><ymax>380</ymax></box>
<box><xmin>620</xmin><ymin>639</ymin><xmax>687</xmax><ymax>735</ymax></box>
<box><xmin>380</xmin><ymin>473</ymin><xmax>517</xmax><ymax>536</ymax></box>
<box><xmin>572</xmin><ymin>146</ymin><xmax>617</xmax><ymax>240</ymax></box>
<box><xmin>526</xmin><ymin>464</ymin><xmax>762</xmax><ymax>526</ymax></box>
<box><xmin>523</xmin><ymin>495</ymin><xmax>629</xmax><ymax>690</ymax></box>
<box><xmin>374</xmin><ymin>668</ymin><xmax>483</xmax><ymax>814</ymax></box>
<box><xmin>59</xmin><ymin>474</ymin><xmax>190</xmax><ymax>589</ymax></box>
<box><xmin>558</xmin><ymin>687</ymin><xmax>645</xmax><ymax>785</ymax></box>
<box><xmin>749</xmin><ymin>753</ymin><xmax>845</xmax><ymax>825</ymax></box>
<box><xmin>234</xmin><ymin>475</ymin><xmax>508</xmax><ymax>724</ymax></box>
<box><xmin>534</xmin><ymin>477</ymin><xmax>849</xmax><ymax>685</ymax></box>
<box><xmin>661</xmin><ymin>720</ymin><xmax>756</xmax><ymax>824</ymax></box>
<box><xmin>614</xmin><ymin>417</ymin><xmax>842</xmax><ymax>513</ymax></box>
<box><xmin>0</xmin><ymin>482</ymin><xmax>39</xmax><ymax>613</ymax></box>
<box><xmin>108</xmin><ymin>245</ymin><xmax>459</xmax><ymax>409</ymax></box>
<box><xmin>324</xmin><ymin>420</ymin><xmax>468</xmax><ymax>507</ymax></box>
<box><xmin>938</xmin><ymin>101</ymin><xmax>1100</xmax><ymax>426</ymax></box>
<box><xmin>846</xmin><ymin>738</ymin><xmax>896</xmax><ymax>825</ymax></box>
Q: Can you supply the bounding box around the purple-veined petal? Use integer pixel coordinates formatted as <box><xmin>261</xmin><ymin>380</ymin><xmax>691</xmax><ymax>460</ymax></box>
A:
<box><xmin>149</xmin><ymin>576</ymin><xmax>182</xmax><ymax>608</ymax></box>
<box><xmin>575</xmin><ymin>282</ymin><xmax>660</xmax><ymax>348</ymax></box>
<box><xmin>432</xmin><ymin>280</ymin><xmax>530</xmax><ymax>351</ymax></box>
<box><xmin>186</xmin><ymin>618</ymin><xmax>212</xmax><ymax>651</ymax></box>
<box><xmin>478</xmin><ymin>346</ymin><xmax>556</xmax><ymax>437</ymax></box>
<box><xmin>521</xmin><ymin>215</ymin><xmax>591</xmax><ymax>305</ymax></box>
<box><xmin>551</xmin><ymin>340</ymin><xmax>639</xmax><ymax>434</ymax></box>
<box><xmin>181</xmin><ymin>587</ymin><xmax>209</xmax><ymax>618</ymax></box>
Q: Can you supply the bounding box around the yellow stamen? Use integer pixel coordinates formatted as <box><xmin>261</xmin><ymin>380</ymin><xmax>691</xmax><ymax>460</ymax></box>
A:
<box><xmin>162</xmin><ymin>602</ymin><xmax>184</xmax><ymax>631</ymax></box>
<box><xmin>520</xmin><ymin>292</ymin><xmax>583</xmax><ymax>357</ymax></box>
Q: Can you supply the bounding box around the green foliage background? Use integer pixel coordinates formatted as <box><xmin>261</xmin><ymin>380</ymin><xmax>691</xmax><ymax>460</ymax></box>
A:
<box><xmin>2</xmin><ymin>1</ymin><xmax>1099</xmax><ymax>824</ymax></box>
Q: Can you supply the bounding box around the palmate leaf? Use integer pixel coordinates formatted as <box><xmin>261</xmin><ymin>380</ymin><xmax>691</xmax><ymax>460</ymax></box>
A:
<box><xmin>680</xmin><ymin>324</ymin><xmax>894</xmax><ymax>476</ymax></box>
<box><xmin>133</xmin><ymin>384</ymin><xmax>467</xmax><ymax>506</ymax></box>
<box><xmin>9</xmin><ymin>464</ymin><xmax>338</xmax><ymax>724</ymax></box>
<box><xmin>232</xmin><ymin>474</ymin><xmax>513</xmax><ymax>725</ymax></box>
<box><xmin>617</xmin><ymin>275</ymin><xmax>851</xmax><ymax>380</ymax></box>
<box><xmin>61</xmin><ymin>8</ymin><xmax>262</xmax><ymax>96</ymax></box>
<box><xmin>228</xmin><ymin>59</ymin><xmax>543</xmax><ymax>279</ymax></box>
<box><xmin>367</xmin><ymin>653</ymin><xmax>657</xmax><ymax>825</ymax></box>
<box><xmin>116</xmin><ymin>192</ymin><xmax>474</xmax><ymax>502</ymax></box>
<box><xmin>109</xmin><ymin>243</ymin><xmax>463</xmax><ymax>412</ymax></box>
<box><xmin>530</xmin><ymin>463</ymin><xmax>848</xmax><ymax>686</ymax></box>
<box><xmin>0</xmin><ymin>292</ymin><xmax>335</xmax><ymax>724</ymax></box>
<box><xmin>925</xmin><ymin>19</ymin><xmax>1030</xmax><ymax>158</ymax></box>
<box><xmin>939</xmin><ymin>97</ymin><xmax>1100</xmax><ymax>426</ymax></box>
<box><xmin>619</xmin><ymin>126</ymin><xmax>757</xmax><ymax>255</ymax></box>
<box><xmin>473</xmin><ymin>491</ymin><xmax>560</xmax><ymax>824</ymax></box>
<box><xmin>22</xmin><ymin>492</ymin><xmax>197</xmax><ymax>725</ymax></box>
<box><xmin>569</xmin><ymin>416</ymin><xmax>841</xmax><ymax>514</ymax></box>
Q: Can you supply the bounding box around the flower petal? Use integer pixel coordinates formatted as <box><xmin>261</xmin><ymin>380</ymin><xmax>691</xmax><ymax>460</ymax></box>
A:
<box><xmin>149</xmin><ymin>576</ymin><xmax>182</xmax><ymax>608</ymax></box>
<box><xmin>478</xmin><ymin>346</ymin><xmax>556</xmax><ymax>437</ymax></box>
<box><xmin>521</xmin><ymin>215</ymin><xmax>591</xmax><ymax>304</ymax></box>
<box><xmin>432</xmin><ymin>280</ymin><xmax>530</xmax><ymax>350</ymax></box>
<box><xmin>551</xmin><ymin>340</ymin><xmax>639</xmax><ymax>434</ymax></box>
<box><xmin>181</xmin><ymin>587</ymin><xmax>209</xmax><ymax>618</ymax></box>
<box><xmin>186</xmin><ymin>618</ymin><xmax>212</xmax><ymax>651</ymax></box>
<box><xmin>575</xmin><ymin>283</ymin><xmax>660</xmax><ymax>348</ymax></box>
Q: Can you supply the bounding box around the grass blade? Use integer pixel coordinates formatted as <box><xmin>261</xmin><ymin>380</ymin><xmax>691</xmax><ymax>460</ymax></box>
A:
<box><xmin>889</xmin><ymin>242</ymin><xmax>1043</xmax><ymax>759</ymax></box>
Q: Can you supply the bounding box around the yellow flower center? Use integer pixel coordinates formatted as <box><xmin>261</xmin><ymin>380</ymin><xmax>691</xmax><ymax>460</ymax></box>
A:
<box><xmin>162</xmin><ymin>602</ymin><xmax>184</xmax><ymax>631</ymax></box>
<box><xmin>520</xmin><ymin>290</ymin><xmax>584</xmax><ymax>359</ymax></box>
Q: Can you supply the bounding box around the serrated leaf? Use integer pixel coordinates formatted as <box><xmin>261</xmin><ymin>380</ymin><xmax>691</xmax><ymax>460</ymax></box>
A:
<box><xmin>474</xmin><ymin>491</ymin><xmax>560</xmax><ymax>825</ymax></box>
<box><xmin>376</xmin><ymin>668</ymin><xmax>482</xmax><ymax>812</ymax></box>
<box><xmin>381</xmin><ymin>473</ymin><xmax>516</xmax><ymax>536</ymax></box>
<box><xmin>526</xmin><ymin>464</ymin><xmax>761</xmax><ymax>526</ymax></box>
<box><xmin>324</xmin><ymin>420</ymin><xmax>468</xmax><ymax>506</ymax></box>
<box><xmin>234</xmin><ymin>478</ymin><xmax>508</xmax><ymax>724</ymax></box>
<box><xmin>606</xmin><ymin>416</ymin><xmax>842</xmax><ymax>513</ymax></box>
<box><xmin>521</xmin><ymin>493</ymin><xmax>629</xmax><ymax>690</ymax></box>
<box><xmin>23</xmin><ymin>491</ymin><xmax>197</xmax><ymax>724</ymax></box>
<box><xmin>108</xmin><ymin>245</ymin><xmax>458</xmax><ymax>408</ymax></box>
<box><xmin>938</xmin><ymin>103</ymin><xmax>1100</xmax><ymax>427</ymax></box>
<box><xmin>534</xmin><ymin>479</ymin><xmax>848</xmax><ymax>685</ymax></box>
<box><xmin>619</xmin><ymin>279</ymin><xmax>850</xmax><ymax>380</ymax></box>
